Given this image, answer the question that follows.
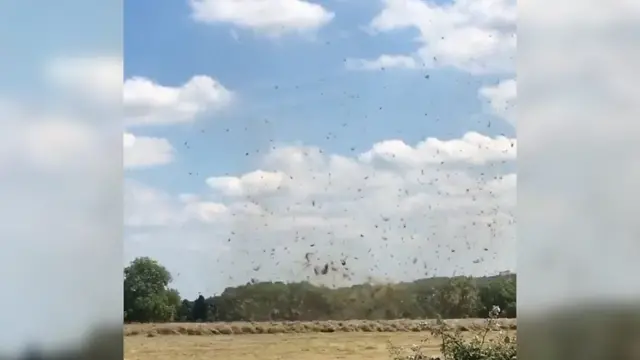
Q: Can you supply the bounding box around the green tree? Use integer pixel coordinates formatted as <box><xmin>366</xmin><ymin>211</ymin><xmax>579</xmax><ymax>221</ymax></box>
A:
<box><xmin>192</xmin><ymin>295</ymin><xmax>208</xmax><ymax>322</ymax></box>
<box><xmin>122</xmin><ymin>259</ymin><xmax>516</xmax><ymax>323</ymax></box>
<box><xmin>166</xmin><ymin>288</ymin><xmax>182</xmax><ymax>320</ymax></box>
<box><xmin>123</xmin><ymin>257</ymin><xmax>177</xmax><ymax>322</ymax></box>
<box><xmin>177</xmin><ymin>299</ymin><xmax>194</xmax><ymax>321</ymax></box>
<box><xmin>477</xmin><ymin>276</ymin><xmax>516</xmax><ymax>318</ymax></box>
<box><xmin>428</xmin><ymin>277</ymin><xmax>481</xmax><ymax>318</ymax></box>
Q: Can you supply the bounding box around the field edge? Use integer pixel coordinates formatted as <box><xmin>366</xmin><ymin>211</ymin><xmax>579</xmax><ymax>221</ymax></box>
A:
<box><xmin>125</xmin><ymin>318</ymin><xmax>517</xmax><ymax>337</ymax></box>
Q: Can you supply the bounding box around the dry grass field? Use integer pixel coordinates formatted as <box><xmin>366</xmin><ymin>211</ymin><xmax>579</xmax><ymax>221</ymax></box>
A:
<box><xmin>124</xmin><ymin>319</ymin><xmax>516</xmax><ymax>360</ymax></box>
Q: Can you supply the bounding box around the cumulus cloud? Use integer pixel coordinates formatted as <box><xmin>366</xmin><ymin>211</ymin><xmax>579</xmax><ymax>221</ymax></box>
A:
<box><xmin>6</xmin><ymin>55</ymin><xmax>125</xmax><ymax>175</ymax></box>
<box><xmin>125</xmin><ymin>180</ymin><xmax>229</xmax><ymax>228</ymax></box>
<box><xmin>360</xmin><ymin>132</ymin><xmax>516</xmax><ymax>166</ymax></box>
<box><xmin>126</xmin><ymin>180</ymin><xmax>191</xmax><ymax>227</ymax></box>
<box><xmin>123</xmin><ymin>133</ymin><xmax>175</xmax><ymax>169</ymax></box>
<box><xmin>121</xmin><ymin>75</ymin><xmax>231</xmax><ymax>169</ymax></box>
<box><xmin>188</xmin><ymin>0</ymin><xmax>334</xmax><ymax>36</ymax></box>
<box><xmin>350</xmin><ymin>0</ymin><xmax>516</xmax><ymax>74</ymax></box>
<box><xmin>206</xmin><ymin>170</ymin><xmax>287</xmax><ymax>197</ymax></box>
<box><xmin>125</xmin><ymin>132</ymin><xmax>516</xmax><ymax>295</ymax></box>
<box><xmin>345</xmin><ymin>55</ymin><xmax>419</xmax><ymax>71</ymax></box>
<box><xmin>45</xmin><ymin>55</ymin><xmax>123</xmax><ymax>104</ymax></box>
<box><xmin>0</xmin><ymin>101</ymin><xmax>112</xmax><ymax>174</ymax></box>
<box><xmin>479</xmin><ymin>78</ymin><xmax>516</xmax><ymax>125</ymax></box>
<box><xmin>21</xmin><ymin>118</ymin><xmax>102</xmax><ymax>171</ymax></box>
<box><xmin>123</xmin><ymin>75</ymin><xmax>233</xmax><ymax>127</ymax></box>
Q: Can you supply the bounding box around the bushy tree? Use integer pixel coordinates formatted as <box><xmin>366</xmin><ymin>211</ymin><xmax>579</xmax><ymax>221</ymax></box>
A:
<box><xmin>123</xmin><ymin>257</ymin><xmax>179</xmax><ymax>322</ymax></box>
<box><xmin>477</xmin><ymin>277</ymin><xmax>516</xmax><ymax>318</ymax></box>
<box><xmin>388</xmin><ymin>306</ymin><xmax>516</xmax><ymax>360</ymax></box>
<box><xmin>426</xmin><ymin>277</ymin><xmax>482</xmax><ymax>319</ymax></box>
<box><xmin>177</xmin><ymin>299</ymin><xmax>194</xmax><ymax>321</ymax></box>
<box><xmin>192</xmin><ymin>295</ymin><xmax>208</xmax><ymax>322</ymax></box>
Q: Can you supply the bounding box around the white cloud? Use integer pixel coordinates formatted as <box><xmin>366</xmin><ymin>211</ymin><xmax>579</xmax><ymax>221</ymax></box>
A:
<box><xmin>123</xmin><ymin>75</ymin><xmax>233</xmax><ymax>127</ymax></box>
<box><xmin>188</xmin><ymin>0</ymin><xmax>334</xmax><ymax>36</ymax></box>
<box><xmin>45</xmin><ymin>55</ymin><xmax>123</xmax><ymax>103</ymax></box>
<box><xmin>351</xmin><ymin>0</ymin><xmax>516</xmax><ymax>74</ymax></box>
<box><xmin>125</xmin><ymin>132</ymin><xmax>516</xmax><ymax>295</ymax></box>
<box><xmin>345</xmin><ymin>54</ymin><xmax>419</xmax><ymax>71</ymax></box>
<box><xmin>123</xmin><ymin>133</ymin><xmax>175</xmax><ymax>169</ymax></box>
<box><xmin>184</xmin><ymin>199</ymin><xmax>229</xmax><ymax>223</ymax></box>
<box><xmin>479</xmin><ymin>78</ymin><xmax>516</xmax><ymax>125</ymax></box>
<box><xmin>22</xmin><ymin>117</ymin><xmax>102</xmax><ymax>171</ymax></box>
<box><xmin>0</xmin><ymin>56</ymin><xmax>124</xmax><ymax>175</ymax></box>
<box><xmin>0</xmin><ymin>101</ymin><xmax>110</xmax><ymax>174</ymax></box>
<box><xmin>125</xmin><ymin>180</ymin><xmax>230</xmax><ymax>228</ymax></box>
<box><xmin>126</xmin><ymin>180</ymin><xmax>187</xmax><ymax>227</ymax></box>
<box><xmin>360</xmin><ymin>132</ymin><xmax>516</xmax><ymax>166</ymax></box>
<box><xmin>206</xmin><ymin>170</ymin><xmax>287</xmax><ymax>197</ymax></box>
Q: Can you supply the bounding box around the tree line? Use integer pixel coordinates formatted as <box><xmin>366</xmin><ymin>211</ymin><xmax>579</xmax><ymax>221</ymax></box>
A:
<box><xmin>124</xmin><ymin>257</ymin><xmax>516</xmax><ymax>323</ymax></box>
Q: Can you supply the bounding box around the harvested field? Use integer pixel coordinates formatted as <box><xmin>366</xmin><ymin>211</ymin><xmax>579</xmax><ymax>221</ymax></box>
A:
<box><xmin>125</xmin><ymin>329</ymin><xmax>515</xmax><ymax>360</ymax></box>
<box><xmin>124</xmin><ymin>319</ymin><xmax>516</xmax><ymax>360</ymax></box>
<box><xmin>125</xmin><ymin>318</ymin><xmax>516</xmax><ymax>337</ymax></box>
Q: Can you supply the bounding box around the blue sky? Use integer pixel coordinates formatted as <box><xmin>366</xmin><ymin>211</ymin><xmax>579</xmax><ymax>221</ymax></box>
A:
<box><xmin>123</xmin><ymin>0</ymin><xmax>517</xmax><ymax>300</ymax></box>
<box><xmin>123</xmin><ymin>0</ymin><xmax>514</xmax><ymax>192</ymax></box>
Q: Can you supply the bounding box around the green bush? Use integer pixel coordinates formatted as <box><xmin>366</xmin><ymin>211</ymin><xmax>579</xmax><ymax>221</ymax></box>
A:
<box><xmin>388</xmin><ymin>306</ymin><xmax>516</xmax><ymax>360</ymax></box>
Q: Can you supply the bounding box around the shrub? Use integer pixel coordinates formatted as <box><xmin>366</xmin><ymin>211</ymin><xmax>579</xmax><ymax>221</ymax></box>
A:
<box><xmin>388</xmin><ymin>306</ymin><xmax>516</xmax><ymax>360</ymax></box>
